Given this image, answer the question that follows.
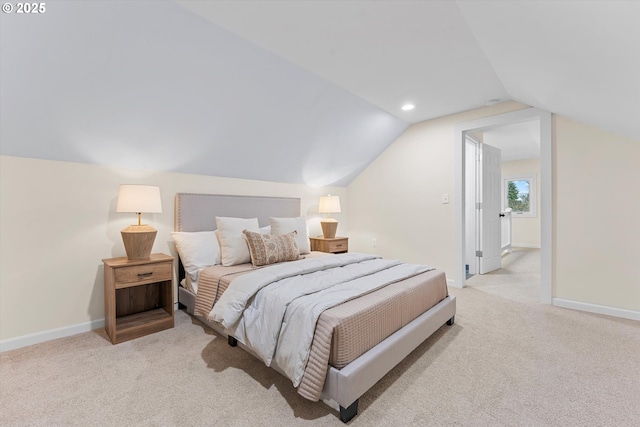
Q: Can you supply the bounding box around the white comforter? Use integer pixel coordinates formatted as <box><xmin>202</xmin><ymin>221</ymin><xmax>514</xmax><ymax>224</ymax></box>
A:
<box><xmin>208</xmin><ymin>253</ymin><xmax>433</xmax><ymax>386</ymax></box>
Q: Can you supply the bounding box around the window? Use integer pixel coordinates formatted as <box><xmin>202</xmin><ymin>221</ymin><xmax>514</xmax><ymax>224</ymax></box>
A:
<box><xmin>503</xmin><ymin>174</ymin><xmax>537</xmax><ymax>217</ymax></box>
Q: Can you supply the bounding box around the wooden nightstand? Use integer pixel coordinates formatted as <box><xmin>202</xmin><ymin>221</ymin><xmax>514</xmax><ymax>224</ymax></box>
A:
<box><xmin>309</xmin><ymin>236</ymin><xmax>349</xmax><ymax>254</ymax></box>
<box><xmin>102</xmin><ymin>253</ymin><xmax>174</xmax><ymax>344</ymax></box>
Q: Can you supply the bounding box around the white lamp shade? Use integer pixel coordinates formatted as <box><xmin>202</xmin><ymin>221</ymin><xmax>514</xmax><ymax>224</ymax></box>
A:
<box><xmin>116</xmin><ymin>185</ymin><xmax>162</xmax><ymax>213</ymax></box>
<box><xmin>318</xmin><ymin>195</ymin><xmax>341</xmax><ymax>214</ymax></box>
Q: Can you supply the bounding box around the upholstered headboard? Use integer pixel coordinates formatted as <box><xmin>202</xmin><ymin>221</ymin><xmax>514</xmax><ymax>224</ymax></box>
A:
<box><xmin>174</xmin><ymin>193</ymin><xmax>301</xmax><ymax>232</ymax></box>
<box><xmin>173</xmin><ymin>193</ymin><xmax>301</xmax><ymax>284</ymax></box>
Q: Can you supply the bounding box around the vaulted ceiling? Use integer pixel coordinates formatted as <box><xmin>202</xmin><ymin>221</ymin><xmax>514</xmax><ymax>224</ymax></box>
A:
<box><xmin>1</xmin><ymin>1</ymin><xmax>638</xmax><ymax>186</ymax></box>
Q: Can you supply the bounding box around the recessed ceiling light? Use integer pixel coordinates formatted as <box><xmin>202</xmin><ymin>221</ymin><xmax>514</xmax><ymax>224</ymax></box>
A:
<box><xmin>401</xmin><ymin>104</ymin><xmax>415</xmax><ymax>111</ymax></box>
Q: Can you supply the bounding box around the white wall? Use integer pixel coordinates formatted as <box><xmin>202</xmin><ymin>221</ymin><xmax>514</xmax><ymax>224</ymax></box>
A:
<box><xmin>348</xmin><ymin>102</ymin><xmax>640</xmax><ymax>314</ymax></box>
<box><xmin>502</xmin><ymin>158</ymin><xmax>541</xmax><ymax>248</ymax></box>
<box><xmin>0</xmin><ymin>155</ymin><xmax>347</xmax><ymax>345</ymax></box>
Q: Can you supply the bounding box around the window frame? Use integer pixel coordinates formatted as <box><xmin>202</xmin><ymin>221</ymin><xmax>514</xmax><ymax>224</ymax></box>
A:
<box><xmin>503</xmin><ymin>174</ymin><xmax>537</xmax><ymax>218</ymax></box>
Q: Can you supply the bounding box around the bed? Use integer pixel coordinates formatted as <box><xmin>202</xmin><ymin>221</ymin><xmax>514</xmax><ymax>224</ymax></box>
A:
<box><xmin>173</xmin><ymin>193</ymin><xmax>456</xmax><ymax>422</ymax></box>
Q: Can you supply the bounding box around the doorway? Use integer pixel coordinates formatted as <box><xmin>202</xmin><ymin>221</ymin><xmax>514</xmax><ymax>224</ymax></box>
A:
<box><xmin>454</xmin><ymin>108</ymin><xmax>552</xmax><ymax>304</ymax></box>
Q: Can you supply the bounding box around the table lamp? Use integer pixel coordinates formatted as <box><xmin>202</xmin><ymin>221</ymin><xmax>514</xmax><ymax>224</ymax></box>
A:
<box><xmin>116</xmin><ymin>184</ymin><xmax>162</xmax><ymax>260</ymax></box>
<box><xmin>318</xmin><ymin>194</ymin><xmax>341</xmax><ymax>238</ymax></box>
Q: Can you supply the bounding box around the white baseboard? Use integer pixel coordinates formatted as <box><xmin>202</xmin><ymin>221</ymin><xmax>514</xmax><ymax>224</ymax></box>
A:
<box><xmin>0</xmin><ymin>318</ymin><xmax>105</xmax><ymax>353</ymax></box>
<box><xmin>512</xmin><ymin>243</ymin><xmax>541</xmax><ymax>249</ymax></box>
<box><xmin>3</xmin><ymin>304</ymin><xmax>181</xmax><ymax>352</ymax></box>
<box><xmin>552</xmin><ymin>298</ymin><xmax>640</xmax><ymax>321</ymax></box>
<box><xmin>447</xmin><ymin>278</ymin><xmax>461</xmax><ymax>288</ymax></box>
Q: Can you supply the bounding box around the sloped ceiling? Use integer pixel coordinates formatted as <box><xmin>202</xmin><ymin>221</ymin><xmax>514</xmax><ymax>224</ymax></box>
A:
<box><xmin>178</xmin><ymin>0</ymin><xmax>509</xmax><ymax>124</ymax></box>
<box><xmin>458</xmin><ymin>1</ymin><xmax>640</xmax><ymax>141</ymax></box>
<box><xmin>178</xmin><ymin>0</ymin><xmax>640</xmax><ymax>141</ymax></box>
<box><xmin>0</xmin><ymin>1</ymin><xmax>408</xmax><ymax>187</ymax></box>
<box><xmin>1</xmin><ymin>1</ymin><xmax>638</xmax><ymax>187</ymax></box>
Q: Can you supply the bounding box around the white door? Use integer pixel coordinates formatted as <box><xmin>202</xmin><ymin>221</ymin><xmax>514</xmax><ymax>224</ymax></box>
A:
<box><xmin>465</xmin><ymin>138</ymin><xmax>478</xmax><ymax>275</ymax></box>
<box><xmin>479</xmin><ymin>143</ymin><xmax>502</xmax><ymax>274</ymax></box>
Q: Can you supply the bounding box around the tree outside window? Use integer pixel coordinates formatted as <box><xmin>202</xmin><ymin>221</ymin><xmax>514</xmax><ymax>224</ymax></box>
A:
<box><xmin>504</xmin><ymin>174</ymin><xmax>536</xmax><ymax>217</ymax></box>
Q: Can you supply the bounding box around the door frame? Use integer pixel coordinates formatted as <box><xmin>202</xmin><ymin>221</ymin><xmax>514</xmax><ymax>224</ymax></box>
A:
<box><xmin>454</xmin><ymin>107</ymin><xmax>552</xmax><ymax>304</ymax></box>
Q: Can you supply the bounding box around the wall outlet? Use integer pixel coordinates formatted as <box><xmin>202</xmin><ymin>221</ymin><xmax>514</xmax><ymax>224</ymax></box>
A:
<box><xmin>442</xmin><ymin>193</ymin><xmax>449</xmax><ymax>204</ymax></box>
<box><xmin>372</xmin><ymin>238</ymin><xmax>377</xmax><ymax>248</ymax></box>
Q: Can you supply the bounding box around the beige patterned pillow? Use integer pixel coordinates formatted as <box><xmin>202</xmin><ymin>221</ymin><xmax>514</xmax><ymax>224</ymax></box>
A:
<box><xmin>242</xmin><ymin>229</ymin><xmax>300</xmax><ymax>267</ymax></box>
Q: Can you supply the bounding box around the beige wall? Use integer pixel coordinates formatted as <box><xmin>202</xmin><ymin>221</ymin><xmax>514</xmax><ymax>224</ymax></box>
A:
<box><xmin>502</xmin><ymin>158</ymin><xmax>541</xmax><ymax>247</ymax></box>
<box><xmin>553</xmin><ymin>116</ymin><xmax>640</xmax><ymax>310</ymax></box>
<box><xmin>347</xmin><ymin>101</ymin><xmax>529</xmax><ymax>272</ymax></box>
<box><xmin>348</xmin><ymin>102</ymin><xmax>640</xmax><ymax>312</ymax></box>
<box><xmin>3</xmin><ymin>104</ymin><xmax>639</xmax><ymax>345</ymax></box>
<box><xmin>0</xmin><ymin>155</ymin><xmax>347</xmax><ymax>342</ymax></box>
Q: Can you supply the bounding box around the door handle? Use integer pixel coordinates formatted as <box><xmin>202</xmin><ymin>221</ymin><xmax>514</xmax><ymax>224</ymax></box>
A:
<box><xmin>499</xmin><ymin>213</ymin><xmax>505</xmax><ymax>217</ymax></box>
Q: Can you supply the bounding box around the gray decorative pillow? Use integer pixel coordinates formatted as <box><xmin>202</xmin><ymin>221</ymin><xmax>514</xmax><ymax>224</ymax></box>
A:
<box><xmin>242</xmin><ymin>229</ymin><xmax>300</xmax><ymax>267</ymax></box>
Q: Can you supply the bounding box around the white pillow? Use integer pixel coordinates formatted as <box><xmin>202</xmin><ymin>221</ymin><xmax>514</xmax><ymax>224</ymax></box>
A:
<box><xmin>216</xmin><ymin>217</ymin><xmax>260</xmax><ymax>266</ymax></box>
<box><xmin>270</xmin><ymin>216</ymin><xmax>310</xmax><ymax>254</ymax></box>
<box><xmin>259</xmin><ymin>225</ymin><xmax>271</xmax><ymax>234</ymax></box>
<box><xmin>170</xmin><ymin>231</ymin><xmax>221</xmax><ymax>282</ymax></box>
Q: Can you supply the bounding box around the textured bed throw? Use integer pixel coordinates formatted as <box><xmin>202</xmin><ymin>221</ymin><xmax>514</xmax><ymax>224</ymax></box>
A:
<box><xmin>209</xmin><ymin>253</ymin><xmax>433</xmax><ymax>386</ymax></box>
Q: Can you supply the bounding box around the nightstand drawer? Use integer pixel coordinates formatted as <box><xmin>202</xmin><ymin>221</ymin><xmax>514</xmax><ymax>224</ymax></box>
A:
<box><xmin>115</xmin><ymin>262</ymin><xmax>171</xmax><ymax>287</ymax></box>
<box><xmin>328</xmin><ymin>240</ymin><xmax>348</xmax><ymax>253</ymax></box>
<box><xmin>310</xmin><ymin>236</ymin><xmax>348</xmax><ymax>254</ymax></box>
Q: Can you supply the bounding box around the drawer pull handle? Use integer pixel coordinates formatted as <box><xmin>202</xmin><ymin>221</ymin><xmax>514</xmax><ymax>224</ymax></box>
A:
<box><xmin>138</xmin><ymin>272</ymin><xmax>153</xmax><ymax>278</ymax></box>
<box><xmin>336</xmin><ymin>244</ymin><xmax>342</xmax><ymax>247</ymax></box>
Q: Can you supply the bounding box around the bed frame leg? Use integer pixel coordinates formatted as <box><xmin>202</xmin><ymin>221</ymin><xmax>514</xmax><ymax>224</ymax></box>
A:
<box><xmin>228</xmin><ymin>336</ymin><xmax>238</xmax><ymax>347</ymax></box>
<box><xmin>339</xmin><ymin>400</ymin><xmax>358</xmax><ymax>423</ymax></box>
<box><xmin>446</xmin><ymin>315</ymin><xmax>455</xmax><ymax>326</ymax></box>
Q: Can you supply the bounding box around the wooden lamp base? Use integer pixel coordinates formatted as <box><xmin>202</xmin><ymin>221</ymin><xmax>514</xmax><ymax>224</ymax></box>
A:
<box><xmin>320</xmin><ymin>219</ymin><xmax>338</xmax><ymax>239</ymax></box>
<box><xmin>121</xmin><ymin>224</ymin><xmax>157</xmax><ymax>260</ymax></box>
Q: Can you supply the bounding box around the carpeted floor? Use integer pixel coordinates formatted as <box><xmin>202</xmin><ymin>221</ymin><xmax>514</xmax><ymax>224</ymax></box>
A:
<box><xmin>1</xmin><ymin>249</ymin><xmax>639</xmax><ymax>426</ymax></box>
<box><xmin>466</xmin><ymin>247</ymin><xmax>542</xmax><ymax>304</ymax></box>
